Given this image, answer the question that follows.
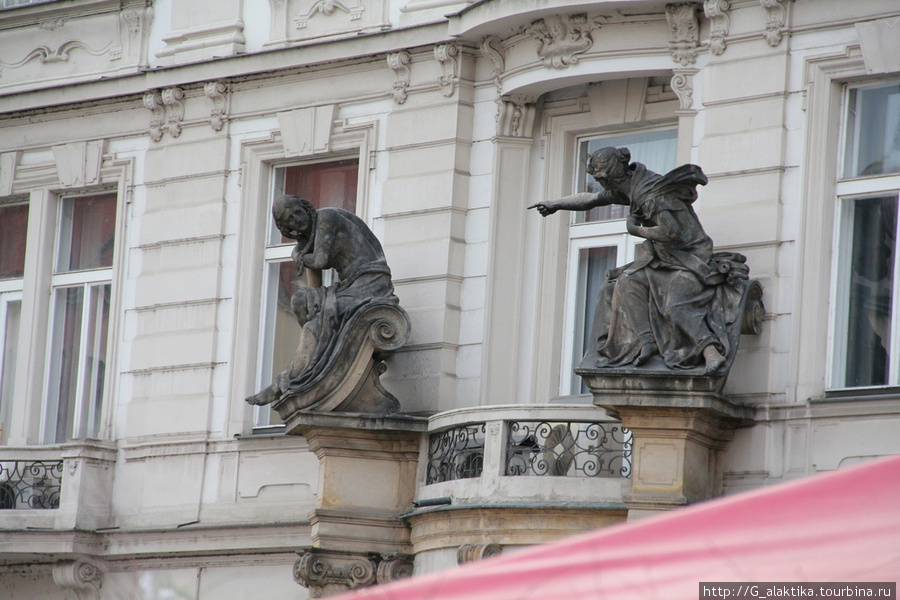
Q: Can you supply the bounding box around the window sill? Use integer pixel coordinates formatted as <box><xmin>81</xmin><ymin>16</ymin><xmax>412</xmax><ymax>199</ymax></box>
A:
<box><xmin>819</xmin><ymin>387</ymin><xmax>900</xmax><ymax>402</ymax></box>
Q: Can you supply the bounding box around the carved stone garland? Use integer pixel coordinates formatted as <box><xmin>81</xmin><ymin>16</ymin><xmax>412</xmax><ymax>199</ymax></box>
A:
<box><xmin>666</xmin><ymin>3</ymin><xmax>700</xmax><ymax>66</ymax></box>
<box><xmin>387</xmin><ymin>51</ymin><xmax>411</xmax><ymax>104</ymax></box>
<box><xmin>295</xmin><ymin>0</ymin><xmax>365</xmax><ymax>29</ymax></box>
<box><xmin>523</xmin><ymin>14</ymin><xmax>596</xmax><ymax>69</ymax></box>
<box><xmin>704</xmin><ymin>0</ymin><xmax>731</xmax><ymax>56</ymax></box>
<box><xmin>434</xmin><ymin>43</ymin><xmax>459</xmax><ymax>98</ymax></box>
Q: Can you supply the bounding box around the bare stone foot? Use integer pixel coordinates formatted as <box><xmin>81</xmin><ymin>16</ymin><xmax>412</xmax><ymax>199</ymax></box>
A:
<box><xmin>246</xmin><ymin>384</ymin><xmax>280</xmax><ymax>406</ymax></box>
<box><xmin>702</xmin><ymin>345</ymin><xmax>726</xmax><ymax>375</ymax></box>
<box><xmin>634</xmin><ymin>343</ymin><xmax>658</xmax><ymax>366</ymax></box>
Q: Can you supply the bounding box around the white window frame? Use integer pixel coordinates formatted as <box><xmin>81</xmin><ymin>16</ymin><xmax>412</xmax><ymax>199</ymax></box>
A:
<box><xmin>39</xmin><ymin>192</ymin><xmax>118</xmax><ymax>443</ymax></box>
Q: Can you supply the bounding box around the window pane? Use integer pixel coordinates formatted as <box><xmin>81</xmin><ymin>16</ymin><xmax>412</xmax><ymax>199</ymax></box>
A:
<box><xmin>46</xmin><ymin>287</ymin><xmax>84</xmax><ymax>443</ymax></box>
<box><xmin>56</xmin><ymin>193</ymin><xmax>117</xmax><ymax>273</ymax></box>
<box><xmin>256</xmin><ymin>260</ymin><xmax>307</xmax><ymax>427</ymax></box>
<box><xmin>574</xmin><ymin>246</ymin><xmax>618</xmax><ymax>393</ymax></box>
<box><xmin>576</xmin><ymin>129</ymin><xmax>677</xmax><ymax>223</ymax></box>
<box><xmin>78</xmin><ymin>284</ymin><xmax>110</xmax><ymax>439</ymax></box>
<box><xmin>843</xmin><ymin>84</ymin><xmax>900</xmax><ymax>179</ymax></box>
<box><xmin>1</xmin><ymin>299</ymin><xmax>21</xmax><ymax>442</ymax></box>
<box><xmin>0</xmin><ymin>203</ymin><xmax>28</xmax><ymax>280</ymax></box>
<box><xmin>269</xmin><ymin>160</ymin><xmax>359</xmax><ymax>245</ymax></box>
<box><xmin>843</xmin><ymin>196</ymin><xmax>896</xmax><ymax>387</ymax></box>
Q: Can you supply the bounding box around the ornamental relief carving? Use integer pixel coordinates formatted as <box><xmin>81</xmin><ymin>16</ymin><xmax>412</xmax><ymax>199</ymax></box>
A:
<box><xmin>522</xmin><ymin>14</ymin><xmax>597</xmax><ymax>69</ymax></box>
<box><xmin>666</xmin><ymin>3</ymin><xmax>700</xmax><ymax>66</ymax></box>
<box><xmin>268</xmin><ymin>0</ymin><xmax>388</xmax><ymax>46</ymax></box>
<box><xmin>704</xmin><ymin>0</ymin><xmax>731</xmax><ymax>56</ymax></box>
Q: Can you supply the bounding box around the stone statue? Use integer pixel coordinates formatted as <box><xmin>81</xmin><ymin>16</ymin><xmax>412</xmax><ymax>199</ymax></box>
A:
<box><xmin>530</xmin><ymin>147</ymin><xmax>761</xmax><ymax>377</ymax></box>
<box><xmin>246</xmin><ymin>195</ymin><xmax>410</xmax><ymax>416</ymax></box>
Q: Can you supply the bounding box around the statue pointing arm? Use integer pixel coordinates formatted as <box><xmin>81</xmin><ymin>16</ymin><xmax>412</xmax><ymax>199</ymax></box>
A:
<box><xmin>527</xmin><ymin>147</ymin><xmax>632</xmax><ymax>217</ymax></box>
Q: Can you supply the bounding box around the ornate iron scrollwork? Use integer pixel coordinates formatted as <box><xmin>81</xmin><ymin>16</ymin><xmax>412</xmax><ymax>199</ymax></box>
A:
<box><xmin>426</xmin><ymin>424</ymin><xmax>486</xmax><ymax>484</ymax></box>
<box><xmin>0</xmin><ymin>460</ymin><xmax>63</xmax><ymax>509</ymax></box>
<box><xmin>505</xmin><ymin>421</ymin><xmax>632</xmax><ymax>478</ymax></box>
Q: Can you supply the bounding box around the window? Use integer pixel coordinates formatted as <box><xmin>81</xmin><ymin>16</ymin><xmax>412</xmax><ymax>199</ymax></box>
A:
<box><xmin>560</xmin><ymin>128</ymin><xmax>677</xmax><ymax>394</ymax></box>
<box><xmin>42</xmin><ymin>193</ymin><xmax>116</xmax><ymax>443</ymax></box>
<box><xmin>831</xmin><ymin>82</ymin><xmax>900</xmax><ymax>390</ymax></box>
<box><xmin>254</xmin><ymin>158</ymin><xmax>359</xmax><ymax>429</ymax></box>
<box><xmin>0</xmin><ymin>200</ymin><xmax>28</xmax><ymax>443</ymax></box>
<box><xmin>0</xmin><ymin>0</ymin><xmax>58</xmax><ymax>9</ymax></box>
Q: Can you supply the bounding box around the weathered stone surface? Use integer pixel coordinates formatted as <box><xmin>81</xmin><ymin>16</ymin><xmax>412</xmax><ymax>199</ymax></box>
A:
<box><xmin>246</xmin><ymin>195</ymin><xmax>411</xmax><ymax>417</ymax></box>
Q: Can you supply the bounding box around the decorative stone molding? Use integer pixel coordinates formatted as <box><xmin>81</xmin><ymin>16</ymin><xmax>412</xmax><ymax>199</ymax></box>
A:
<box><xmin>375</xmin><ymin>554</ymin><xmax>414</xmax><ymax>583</ymax></box>
<box><xmin>480</xmin><ymin>35</ymin><xmax>505</xmax><ymax>93</ymax></box>
<box><xmin>759</xmin><ymin>0</ymin><xmax>787</xmax><ymax>47</ymax></box>
<box><xmin>295</xmin><ymin>0</ymin><xmax>365</xmax><ymax>29</ymax></box>
<box><xmin>51</xmin><ymin>140</ymin><xmax>106</xmax><ymax>187</ymax></box>
<box><xmin>0</xmin><ymin>40</ymin><xmax>111</xmax><ymax>71</ymax></box>
<box><xmin>52</xmin><ymin>557</ymin><xmax>104</xmax><ymax>600</ymax></box>
<box><xmin>205</xmin><ymin>81</ymin><xmax>228</xmax><ymax>132</ymax></box>
<box><xmin>294</xmin><ymin>549</ymin><xmax>377</xmax><ymax>598</ymax></box>
<box><xmin>142</xmin><ymin>90</ymin><xmax>165</xmax><ymax>142</ymax></box>
<box><xmin>387</xmin><ymin>51</ymin><xmax>412</xmax><ymax>104</ymax></box>
<box><xmin>496</xmin><ymin>94</ymin><xmax>536</xmax><ymax>138</ymax></box>
<box><xmin>434</xmin><ymin>43</ymin><xmax>459</xmax><ymax>97</ymax></box>
<box><xmin>457</xmin><ymin>543</ymin><xmax>502</xmax><ymax>565</ymax></box>
<box><xmin>0</xmin><ymin>152</ymin><xmax>21</xmax><ymax>197</ymax></box>
<box><xmin>523</xmin><ymin>14</ymin><xmax>595</xmax><ymax>69</ymax></box>
<box><xmin>666</xmin><ymin>3</ymin><xmax>700</xmax><ymax>66</ymax></box>
<box><xmin>671</xmin><ymin>69</ymin><xmax>696</xmax><ymax>111</ymax></box>
<box><xmin>161</xmin><ymin>87</ymin><xmax>185</xmax><ymax>138</ymax></box>
<box><xmin>276</xmin><ymin>104</ymin><xmax>337</xmax><ymax>158</ymax></box>
<box><xmin>704</xmin><ymin>0</ymin><xmax>730</xmax><ymax>55</ymax></box>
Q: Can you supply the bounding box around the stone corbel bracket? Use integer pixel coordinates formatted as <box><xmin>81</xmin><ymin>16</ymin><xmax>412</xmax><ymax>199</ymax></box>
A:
<box><xmin>523</xmin><ymin>13</ymin><xmax>597</xmax><ymax>69</ymax></box>
<box><xmin>704</xmin><ymin>0</ymin><xmax>730</xmax><ymax>55</ymax></box>
<box><xmin>434</xmin><ymin>43</ymin><xmax>460</xmax><ymax>98</ymax></box>
<box><xmin>496</xmin><ymin>94</ymin><xmax>536</xmax><ymax>138</ymax></box>
<box><xmin>387</xmin><ymin>50</ymin><xmax>412</xmax><ymax>104</ymax></box>
<box><xmin>144</xmin><ymin>87</ymin><xmax>186</xmax><ymax>141</ymax></box>
<box><xmin>142</xmin><ymin>90</ymin><xmax>165</xmax><ymax>142</ymax></box>
<box><xmin>671</xmin><ymin>69</ymin><xmax>697</xmax><ymax>111</ymax></box>
<box><xmin>480</xmin><ymin>35</ymin><xmax>505</xmax><ymax>94</ymax></box>
<box><xmin>161</xmin><ymin>87</ymin><xmax>185</xmax><ymax>138</ymax></box>
<box><xmin>759</xmin><ymin>0</ymin><xmax>787</xmax><ymax>46</ymax></box>
<box><xmin>52</xmin><ymin>557</ymin><xmax>104</xmax><ymax>600</ymax></box>
<box><xmin>295</xmin><ymin>0</ymin><xmax>365</xmax><ymax>29</ymax></box>
<box><xmin>666</xmin><ymin>3</ymin><xmax>700</xmax><ymax>66</ymax></box>
<box><xmin>205</xmin><ymin>81</ymin><xmax>228</xmax><ymax>132</ymax></box>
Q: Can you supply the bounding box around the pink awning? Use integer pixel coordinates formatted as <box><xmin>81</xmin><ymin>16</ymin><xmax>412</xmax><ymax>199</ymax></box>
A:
<box><xmin>335</xmin><ymin>454</ymin><xmax>900</xmax><ymax>600</ymax></box>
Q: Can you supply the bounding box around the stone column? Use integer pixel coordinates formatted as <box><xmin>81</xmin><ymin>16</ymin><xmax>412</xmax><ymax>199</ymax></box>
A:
<box><xmin>286</xmin><ymin>412</ymin><xmax>426</xmax><ymax>597</ymax></box>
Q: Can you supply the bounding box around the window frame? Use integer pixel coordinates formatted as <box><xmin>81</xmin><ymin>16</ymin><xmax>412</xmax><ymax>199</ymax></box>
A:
<box><xmin>827</xmin><ymin>79</ymin><xmax>900</xmax><ymax>391</ymax></box>
<box><xmin>0</xmin><ymin>146</ymin><xmax>130</xmax><ymax>446</ymax></box>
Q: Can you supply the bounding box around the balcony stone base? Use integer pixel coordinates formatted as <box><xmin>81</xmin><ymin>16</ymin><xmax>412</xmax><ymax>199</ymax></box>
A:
<box><xmin>582</xmin><ymin>372</ymin><xmax>754</xmax><ymax>519</ymax></box>
<box><xmin>288</xmin><ymin>412</ymin><xmax>426</xmax><ymax>595</ymax></box>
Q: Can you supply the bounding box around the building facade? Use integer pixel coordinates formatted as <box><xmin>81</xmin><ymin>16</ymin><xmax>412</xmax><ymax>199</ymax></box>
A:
<box><xmin>0</xmin><ymin>0</ymin><xmax>898</xmax><ymax>597</ymax></box>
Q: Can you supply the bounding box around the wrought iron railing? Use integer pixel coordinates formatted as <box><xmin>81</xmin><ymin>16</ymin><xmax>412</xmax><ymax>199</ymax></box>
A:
<box><xmin>505</xmin><ymin>421</ymin><xmax>631</xmax><ymax>478</ymax></box>
<box><xmin>426</xmin><ymin>424</ymin><xmax>486</xmax><ymax>484</ymax></box>
<box><xmin>0</xmin><ymin>460</ymin><xmax>63</xmax><ymax>509</ymax></box>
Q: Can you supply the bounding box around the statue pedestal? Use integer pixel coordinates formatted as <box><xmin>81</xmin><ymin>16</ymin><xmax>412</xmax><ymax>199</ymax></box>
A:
<box><xmin>580</xmin><ymin>371</ymin><xmax>754</xmax><ymax>519</ymax></box>
<box><xmin>288</xmin><ymin>412</ymin><xmax>426</xmax><ymax>597</ymax></box>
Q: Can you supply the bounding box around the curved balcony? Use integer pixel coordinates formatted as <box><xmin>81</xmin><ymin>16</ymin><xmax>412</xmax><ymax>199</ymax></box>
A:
<box><xmin>408</xmin><ymin>405</ymin><xmax>632</xmax><ymax>572</ymax></box>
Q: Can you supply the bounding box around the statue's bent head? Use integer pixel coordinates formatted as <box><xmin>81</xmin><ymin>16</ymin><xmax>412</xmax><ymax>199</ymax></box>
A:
<box><xmin>273</xmin><ymin>194</ymin><xmax>316</xmax><ymax>240</ymax></box>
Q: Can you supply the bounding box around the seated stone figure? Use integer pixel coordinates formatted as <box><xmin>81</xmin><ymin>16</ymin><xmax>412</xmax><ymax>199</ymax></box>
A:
<box><xmin>246</xmin><ymin>195</ymin><xmax>409</xmax><ymax>415</ymax></box>
<box><xmin>530</xmin><ymin>147</ymin><xmax>757</xmax><ymax>376</ymax></box>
